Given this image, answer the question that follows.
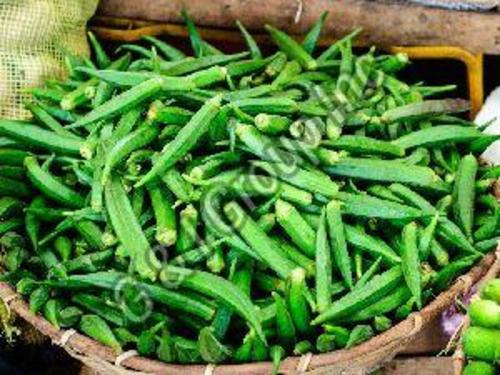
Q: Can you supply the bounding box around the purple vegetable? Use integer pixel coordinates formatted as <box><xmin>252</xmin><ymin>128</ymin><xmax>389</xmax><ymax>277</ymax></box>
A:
<box><xmin>440</xmin><ymin>285</ymin><xmax>477</xmax><ymax>338</ymax></box>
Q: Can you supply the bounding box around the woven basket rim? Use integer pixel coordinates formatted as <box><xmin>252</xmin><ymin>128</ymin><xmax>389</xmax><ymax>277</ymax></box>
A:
<box><xmin>0</xmin><ymin>251</ymin><xmax>498</xmax><ymax>374</ymax></box>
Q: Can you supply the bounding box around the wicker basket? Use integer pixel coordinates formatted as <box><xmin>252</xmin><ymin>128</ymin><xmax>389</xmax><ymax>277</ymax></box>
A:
<box><xmin>0</xmin><ymin>252</ymin><xmax>497</xmax><ymax>375</ymax></box>
<box><xmin>0</xmin><ymin>16</ymin><xmax>495</xmax><ymax>375</ymax></box>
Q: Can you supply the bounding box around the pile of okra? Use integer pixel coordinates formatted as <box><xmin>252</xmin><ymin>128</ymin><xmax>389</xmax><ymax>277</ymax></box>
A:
<box><xmin>0</xmin><ymin>11</ymin><xmax>499</xmax><ymax>367</ymax></box>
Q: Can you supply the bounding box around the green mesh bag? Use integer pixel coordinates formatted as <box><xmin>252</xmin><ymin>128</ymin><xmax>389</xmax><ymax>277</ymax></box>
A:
<box><xmin>0</xmin><ymin>0</ymin><xmax>99</xmax><ymax>119</ymax></box>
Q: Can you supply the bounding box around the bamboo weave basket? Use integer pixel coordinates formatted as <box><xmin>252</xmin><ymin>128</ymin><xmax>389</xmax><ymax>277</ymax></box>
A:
<box><xmin>0</xmin><ymin>17</ymin><xmax>495</xmax><ymax>375</ymax></box>
<box><xmin>0</xmin><ymin>252</ymin><xmax>497</xmax><ymax>375</ymax></box>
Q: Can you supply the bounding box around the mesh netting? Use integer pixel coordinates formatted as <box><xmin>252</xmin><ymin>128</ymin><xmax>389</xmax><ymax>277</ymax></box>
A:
<box><xmin>0</xmin><ymin>0</ymin><xmax>98</xmax><ymax>119</ymax></box>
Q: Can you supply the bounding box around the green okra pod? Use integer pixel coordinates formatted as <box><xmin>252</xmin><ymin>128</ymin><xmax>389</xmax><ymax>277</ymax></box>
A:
<box><xmin>87</xmin><ymin>31</ymin><xmax>111</xmax><ymax>68</ymax></box>
<box><xmin>73</xmin><ymin>220</ymin><xmax>106</xmax><ymax>251</ymax></box>
<box><xmin>0</xmin><ymin>197</ymin><xmax>23</xmax><ymax>220</ymax></box>
<box><xmin>162</xmin><ymin>167</ymin><xmax>196</xmax><ymax>203</ymax></box>
<box><xmin>54</xmin><ymin>236</ymin><xmax>72</xmax><ymax>262</ymax></box>
<box><xmin>293</xmin><ymin>340</ymin><xmax>313</xmax><ymax>355</ymax></box>
<box><xmin>147</xmin><ymin>182</ymin><xmax>177</xmax><ymax>246</ymax></box>
<box><xmin>141</xmin><ymin>35</ymin><xmax>186</xmax><ymax>61</ymax></box>
<box><xmin>265</xmin><ymin>25</ymin><xmax>317</xmax><ymax>70</ymax></box>
<box><xmin>275</xmin><ymin>199</ymin><xmax>316</xmax><ymax>257</ymax></box>
<box><xmin>452</xmin><ymin>154</ymin><xmax>478</xmax><ymax>238</ymax></box>
<box><xmin>344</xmin><ymin>225</ymin><xmax>401</xmax><ymax>265</ymax></box>
<box><xmin>29</xmin><ymin>286</ymin><xmax>50</xmax><ymax>314</ymax></box>
<box><xmin>337</xmin><ymin>192</ymin><xmax>425</xmax><ymax>221</ymax></box>
<box><xmin>72</xmin><ymin>78</ymin><xmax>166</xmax><ymax>128</ymax></box>
<box><xmin>323</xmin><ymin>135</ymin><xmax>404</xmax><ymax>157</ymax></box>
<box><xmin>160</xmin><ymin>265</ymin><xmax>265</xmax><ymax>343</ymax></box>
<box><xmin>326</xmin><ymin>200</ymin><xmax>353</xmax><ymax>289</ymax></box>
<box><xmin>80</xmin><ymin>314</ymin><xmax>122</xmax><ymax>353</ymax></box>
<box><xmin>198</xmin><ymin>327</ymin><xmax>232</xmax><ymax>363</ymax></box>
<box><xmin>59</xmin><ymin>306</ymin><xmax>83</xmax><ymax>328</ymax></box>
<box><xmin>137</xmin><ymin>96</ymin><xmax>222</xmax><ymax>187</ymax></box>
<box><xmin>176</xmin><ymin>204</ymin><xmax>199</xmax><ymax>254</ymax></box>
<box><xmin>273</xmin><ymin>237</ymin><xmax>315</xmax><ymax>277</ymax></box>
<box><xmin>159</xmin><ymin>52</ymin><xmax>249</xmax><ymax>76</ymax></box>
<box><xmin>401</xmin><ymin>222</ymin><xmax>422</xmax><ymax>308</ymax></box>
<box><xmin>346</xmin><ymin>285</ymin><xmax>411</xmax><ymax>322</ymax></box>
<box><xmin>235</xmin><ymin>21</ymin><xmax>262</xmax><ymax>59</ymax></box>
<box><xmin>63</xmin><ymin>250</ymin><xmax>114</xmax><ymax>273</ymax></box>
<box><xmin>302</xmin><ymin>11</ymin><xmax>328</xmax><ymax>55</ymax></box>
<box><xmin>43</xmin><ymin>299</ymin><xmax>62</xmax><ymax>329</ymax></box>
<box><xmin>72</xmin><ymin>293</ymin><xmax>124</xmax><ymax>326</ymax></box>
<box><xmin>25</xmin><ymin>157</ymin><xmax>84</xmax><ymax>208</ymax></box>
<box><xmin>253</xmin><ymin>160</ymin><xmax>338</xmax><ymax>198</ymax></box>
<box><xmin>433</xmin><ymin>255</ymin><xmax>478</xmax><ymax>291</ymax></box>
<box><xmin>105</xmin><ymin>175</ymin><xmax>161</xmax><ymax>281</ymax></box>
<box><xmin>382</xmin><ymin>99</ymin><xmax>469</xmax><ymax>122</ymax></box>
<box><xmin>315</xmin><ymin>209</ymin><xmax>332</xmax><ymax>313</ymax></box>
<box><xmin>355</xmin><ymin>257</ymin><xmax>383</xmax><ymax>290</ymax></box>
<box><xmin>326</xmin><ymin>158</ymin><xmax>447</xmax><ymax>192</ymax></box>
<box><xmin>0</xmin><ymin>120</ymin><xmax>82</xmax><ymax>156</ymax></box>
<box><xmin>393</xmin><ymin>125</ymin><xmax>484</xmax><ymax>150</ymax></box>
<box><xmin>101</xmin><ymin>123</ymin><xmax>160</xmax><ymax>185</ymax></box>
<box><xmin>313</xmin><ymin>266</ymin><xmax>403</xmax><ymax>324</ymax></box>
<box><xmin>272</xmin><ymin>292</ymin><xmax>296</xmax><ymax>349</ymax></box>
<box><xmin>25</xmin><ymin>102</ymin><xmax>77</xmax><ymax>139</ymax></box>
<box><xmin>233</xmin><ymin>97</ymin><xmax>299</xmax><ymax>115</ymax></box>
<box><xmin>419</xmin><ymin>213</ymin><xmax>439</xmax><ymax>260</ymax></box>
<box><xmin>235</xmin><ymin>123</ymin><xmax>302</xmax><ymax>165</ymax></box>
<box><xmin>224</xmin><ymin>200</ymin><xmax>296</xmax><ymax>279</ymax></box>
<box><xmin>287</xmin><ymin>268</ymin><xmax>312</xmax><ymax>336</ymax></box>
<box><xmin>254</xmin><ymin>114</ymin><xmax>292</xmax><ymax>135</ymax></box>
<box><xmin>345</xmin><ymin>324</ymin><xmax>374</xmax><ymax>348</ymax></box>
